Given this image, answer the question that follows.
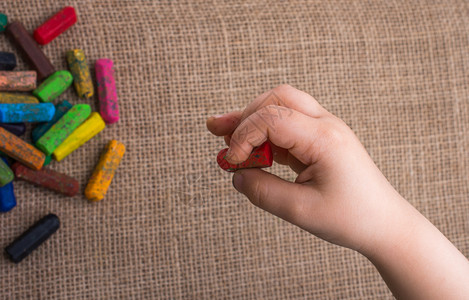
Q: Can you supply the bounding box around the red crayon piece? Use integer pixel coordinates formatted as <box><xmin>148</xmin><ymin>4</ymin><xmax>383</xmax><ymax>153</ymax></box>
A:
<box><xmin>33</xmin><ymin>7</ymin><xmax>77</xmax><ymax>45</ymax></box>
<box><xmin>12</xmin><ymin>162</ymin><xmax>79</xmax><ymax>197</ymax></box>
<box><xmin>217</xmin><ymin>142</ymin><xmax>273</xmax><ymax>172</ymax></box>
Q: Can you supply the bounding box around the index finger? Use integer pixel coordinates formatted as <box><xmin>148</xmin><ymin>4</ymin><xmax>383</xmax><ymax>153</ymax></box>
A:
<box><xmin>206</xmin><ymin>85</ymin><xmax>328</xmax><ymax>139</ymax></box>
<box><xmin>240</xmin><ymin>84</ymin><xmax>328</xmax><ymax>122</ymax></box>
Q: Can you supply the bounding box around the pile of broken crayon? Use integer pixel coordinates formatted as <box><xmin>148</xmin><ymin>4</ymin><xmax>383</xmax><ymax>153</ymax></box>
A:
<box><xmin>1</xmin><ymin>7</ymin><xmax>125</xmax><ymax>263</ymax></box>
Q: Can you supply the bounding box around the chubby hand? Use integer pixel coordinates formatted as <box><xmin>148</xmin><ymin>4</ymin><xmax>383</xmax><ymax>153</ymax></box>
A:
<box><xmin>207</xmin><ymin>84</ymin><xmax>414</xmax><ymax>255</ymax></box>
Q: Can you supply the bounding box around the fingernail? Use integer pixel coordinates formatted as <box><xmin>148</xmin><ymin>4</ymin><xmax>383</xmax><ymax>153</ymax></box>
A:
<box><xmin>206</xmin><ymin>114</ymin><xmax>225</xmax><ymax>123</ymax></box>
<box><xmin>232</xmin><ymin>172</ymin><xmax>243</xmax><ymax>192</ymax></box>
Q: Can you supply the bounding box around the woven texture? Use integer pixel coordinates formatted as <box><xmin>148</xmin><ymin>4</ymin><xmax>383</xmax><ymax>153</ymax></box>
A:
<box><xmin>1</xmin><ymin>0</ymin><xmax>469</xmax><ymax>298</ymax></box>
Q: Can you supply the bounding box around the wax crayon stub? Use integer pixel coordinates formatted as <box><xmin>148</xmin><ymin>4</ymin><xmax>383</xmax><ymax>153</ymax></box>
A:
<box><xmin>5</xmin><ymin>214</ymin><xmax>60</xmax><ymax>263</ymax></box>
<box><xmin>43</xmin><ymin>155</ymin><xmax>52</xmax><ymax>166</ymax></box>
<box><xmin>217</xmin><ymin>142</ymin><xmax>273</xmax><ymax>172</ymax></box>
<box><xmin>85</xmin><ymin>140</ymin><xmax>125</xmax><ymax>201</ymax></box>
<box><xmin>6</xmin><ymin>22</ymin><xmax>55</xmax><ymax>80</ymax></box>
<box><xmin>0</xmin><ymin>92</ymin><xmax>39</xmax><ymax>104</ymax></box>
<box><xmin>0</xmin><ymin>155</ymin><xmax>13</xmax><ymax>185</ymax></box>
<box><xmin>0</xmin><ymin>13</ymin><xmax>7</xmax><ymax>32</ymax></box>
<box><xmin>0</xmin><ymin>158</ymin><xmax>13</xmax><ymax>187</ymax></box>
<box><xmin>35</xmin><ymin>104</ymin><xmax>91</xmax><ymax>155</ymax></box>
<box><xmin>0</xmin><ymin>52</ymin><xmax>17</xmax><ymax>71</ymax></box>
<box><xmin>33</xmin><ymin>70</ymin><xmax>73</xmax><ymax>102</ymax></box>
<box><xmin>0</xmin><ymin>123</ymin><xmax>26</xmax><ymax>136</ymax></box>
<box><xmin>0</xmin><ymin>180</ymin><xmax>16</xmax><ymax>212</ymax></box>
<box><xmin>53</xmin><ymin>112</ymin><xmax>105</xmax><ymax>161</ymax></box>
<box><xmin>0</xmin><ymin>127</ymin><xmax>45</xmax><ymax>170</ymax></box>
<box><xmin>95</xmin><ymin>59</ymin><xmax>119</xmax><ymax>124</ymax></box>
<box><xmin>0</xmin><ymin>157</ymin><xmax>15</xmax><ymax>212</ymax></box>
<box><xmin>66</xmin><ymin>49</ymin><xmax>94</xmax><ymax>98</ymax></box>
<box><xmin>12</xmin><ymin>162</ymin><xmax>79</xmax><ymax>196</ymax></box>
<box><xmin>32</xmin><ymin>100</ymin><xmax>72</xmax><ymax>143</ymax></box>
<box><xmin>33</xmin><ymin>7</ymin><xmax>77</xmax><ymax>45</ymax></box>
<box><xmin>0</xmin><ymin>103</ymin><xmax>55</xmax><ymax>123</ymax></box>
<box><xmin>0</xmin><ymin>71</ymin><xmax>36</xmax><ymax>91</ymax></box>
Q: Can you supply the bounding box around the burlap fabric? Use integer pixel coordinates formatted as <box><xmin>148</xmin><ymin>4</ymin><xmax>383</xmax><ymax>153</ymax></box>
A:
<box><xmin>1</xmin><ymin>0</ymin><xmax>468</xmax><ymax>298</ymax></box>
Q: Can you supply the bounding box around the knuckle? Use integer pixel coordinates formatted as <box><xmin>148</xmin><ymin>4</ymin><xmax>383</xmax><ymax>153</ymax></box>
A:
<box><xmin>261</xmin><ymin>104</ymin><xmax>279</xmax><ymax>112</ymax></box>
<box><xmin>252</xmin><ymin>107</ymin><xmax>265</xmax><ymax>118</ymax></box>
<box><xmin>252</xmin><ymin>105</ymin><xmax>271</xmax><ymax>121</ymax></box>
<box><xmin>317</xmin><ymin>124</ymin><xmax>348</xmax><ymax>149</ymax></box>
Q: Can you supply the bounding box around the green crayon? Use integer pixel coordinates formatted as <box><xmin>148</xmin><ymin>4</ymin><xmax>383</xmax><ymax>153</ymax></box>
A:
<box><xmin>0</xmin><ymin>158</ymin><xmax>13</xmax><ymax>186</ymax></box>
<box><xmin>43</xmin><ymin>155</ymin><xmax>52</xmax><ymax>166</ymax></box>
<box><xmin>35</xmin><ymin>104</ymin><xmax>91</xmax><ymax>155</ymax></box>
<box><xmin>0</xmin><ymin>14</ymin><xmax>7</xmax><ymax>32</ymax></box>
<box><xmin>33</xmin><ymin>70</ymin><xmax>73</xmax><ymax>102</ymax></box>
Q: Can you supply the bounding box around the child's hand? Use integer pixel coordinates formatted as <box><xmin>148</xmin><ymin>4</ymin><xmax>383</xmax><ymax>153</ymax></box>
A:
<box><xmin>207</xmin><ymin>85</ymin><xmax>469</xmax><ymax>299</ymax></box>
<box><xmin>207</xmin><ymin>84</ymin><xmax>409</xmax><ymax>254</ymax></box>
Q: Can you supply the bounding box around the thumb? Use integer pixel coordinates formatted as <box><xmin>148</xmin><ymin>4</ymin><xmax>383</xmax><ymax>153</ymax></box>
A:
<box><xmin>232</xmin><ymin>168</ymin><xmax>320</xmax><ymax>225</ymax></box>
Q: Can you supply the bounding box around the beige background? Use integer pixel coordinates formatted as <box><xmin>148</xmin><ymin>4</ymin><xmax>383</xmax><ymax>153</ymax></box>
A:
<box><xmin>1</xmin><ymin>0</ymin><xmax>469</xmax><ymax>298</ymax></box>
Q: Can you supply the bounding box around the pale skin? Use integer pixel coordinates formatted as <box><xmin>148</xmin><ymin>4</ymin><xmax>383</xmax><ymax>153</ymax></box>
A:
<box><xmin>206</xmin><ymin>85</ymin><xmax>469</xmax><ymax>299</ymax></box>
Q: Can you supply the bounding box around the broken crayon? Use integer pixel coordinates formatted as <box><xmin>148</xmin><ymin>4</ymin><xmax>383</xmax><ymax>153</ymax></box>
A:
<box><xmin>0</xmin><ymin>71</ymin><xmax>36</xmax><ymax>92</ymax></box>
<box><xmin>31</xmin><ymin>100</ymin><xmax>72</xmax><ymax>143</ymax></box>
<box><xmin>95</xmin><ymin>59</ymin><xmax>119</xmax><ymax>124</ymax></box>
<box><xmin>33</xmin><ymin>70</ymin><xmax>73</xmax><ymax>103</ymax></box>
<box><xmin>217</xmin><ymin>142</ymin><xmax>273</xmax><ymax>172</ymax></box>
<box><xmin>66</xmin><ymin>49</ymin><xmax>93</xmax><ymax>98</ymax></box>
<box><xmin>53</xmin><ymin>112</ymin><xmax>105</xmax><ymax>161</ymax></box>
<box><xmin>0</xmin><ymin>92</ymin><xmax>39</xmax><ymax>104</ymax></box>
<box><xmin>12</xmin><ymin>162</ymin><xmax>79</xmax><ymax>197</ymax></box>
<box><xmin>6</xmin><ymin>21</ymin><xmax>55</xmax><ymax>80</ymax></box>
<box><xmin>5</xmin><ymin>214</ymin><xmax>60</xmax><ymax>263</ymax></box>
<box><xmin>0</xmin><ymin>103</ymin><xmax>55</xmax><ymax>123</ymax></box>
<box><xmin>0</xmin><ymin>52</ymin><xmax>17</xmax><ymax>71</ymax></box>
<box><xmin>35</xmin><ymin>104</ymin><xmax>90</xmax><ymax>155</ymax></box>
<box><xmin>33</xmin><ymin>7</ymin><xmax>77</xmax><ymax>45</ymax></box>
<box><xmin>85</xmin><ymin>140</ymin><xmax>125</xmax><ymax>201</ymax></box>
<box><xmin>0</xmin><ymin>127</ymin><xmax>45</xmax><ymax>170</ymax></box>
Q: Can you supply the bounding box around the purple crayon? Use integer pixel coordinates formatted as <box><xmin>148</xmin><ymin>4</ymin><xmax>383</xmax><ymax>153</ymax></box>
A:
<box><xmin>95</xmin><ymin>59</ymin><xmax>118</xmax><ymax>124</ymax></box>
<box><xmin>0</xmin><ymin>123</ymin><xmax>26</xmax><ymax>136</ymax></box>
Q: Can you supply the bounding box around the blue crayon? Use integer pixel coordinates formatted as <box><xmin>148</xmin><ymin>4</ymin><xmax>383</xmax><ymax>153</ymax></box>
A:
<box><xmin>0</xmin><ymin>123</ymin><xmax>26</xmax><ymax>136</ymax></box>
<box><xmin>0</xmin><ymin>158</ymin><xmax>16</xmax><ymax>213</ymax></box>
<box><xmin>0</xmin><ymin>103</ymin><xmax>55</xmax><ymax>123</ymax></box>
<box><xmin>32</xmin><ymin>100</ymin><xmax>72</xmax><ymax>143</ymax></box>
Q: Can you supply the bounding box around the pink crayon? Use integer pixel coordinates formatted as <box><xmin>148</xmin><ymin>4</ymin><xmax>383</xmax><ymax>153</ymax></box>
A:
<box><xmin>95</xmin><ymin>59</ymin><xmax>119</xmax><ymax>124</ymax></box>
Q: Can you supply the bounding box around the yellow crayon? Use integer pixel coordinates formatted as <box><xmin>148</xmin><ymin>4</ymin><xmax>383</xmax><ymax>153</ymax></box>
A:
<box><xmin>85</xmin><ymin>140</ymin><xmax>125</xmax><ymax>201</ymax></box>
<box><xmin>0</xmin><ymin>92</ymin><xmax>39</xmax><ymax>103</ymax></box>
<box><xmin>66</xmin><ymin>49</ymin><xmax>94</xmax><ymax>98</ymax></box>
<box><xmin>53</xmin><ymin>112</ymin><xmax>105</xmax><ymax>161</ymax></box>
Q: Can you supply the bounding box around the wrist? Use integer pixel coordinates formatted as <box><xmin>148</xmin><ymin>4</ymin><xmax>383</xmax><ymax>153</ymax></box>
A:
<box><xmin>359</xmin><ymin>196</ymin><xmax>469</xmax><ymax>299</ymax></box>
<box><xmin>359</xmin><ymin>194</ymin><xmax>426</xmax><ymax>261</ymax></box>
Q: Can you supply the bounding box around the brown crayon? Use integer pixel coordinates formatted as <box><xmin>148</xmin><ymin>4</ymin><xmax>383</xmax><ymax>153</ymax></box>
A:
<box><xmin>12</xmin><ymin>162</ymin><xmax>79</xmax><ymax>196</ymax></box>
<box><xmin>6</xmin><ymin>22</ymin><xmax>55</xmax><ymax>80</ymax></box>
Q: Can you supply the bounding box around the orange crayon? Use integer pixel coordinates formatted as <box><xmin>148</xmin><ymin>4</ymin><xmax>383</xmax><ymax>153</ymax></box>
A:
<box><xmin>0</xmin><ymin>127</ymin><xmax>45</xmax><ymax>170</ymax></box>
<box><xmin>85</xmin><ymin>140</ymin><xmax>125</xmax><ymax>201</ymax></box>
